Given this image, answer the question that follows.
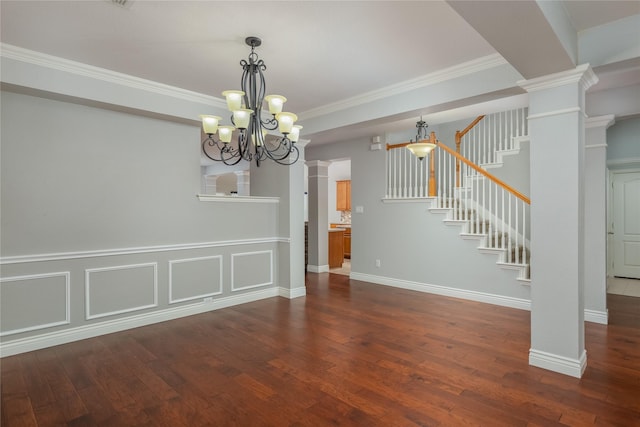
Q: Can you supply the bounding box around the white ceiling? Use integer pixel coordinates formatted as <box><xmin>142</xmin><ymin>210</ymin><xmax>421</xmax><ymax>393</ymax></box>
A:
<box><xmin>1</xmin><ymin>0</ymin><xmax>639</xmax><ymax>147</ymax></box>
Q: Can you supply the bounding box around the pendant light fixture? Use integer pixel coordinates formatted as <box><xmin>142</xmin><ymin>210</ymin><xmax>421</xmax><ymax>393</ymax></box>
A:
<box><xmin>200</xmin><ymin>37</ymin><xmax>302</xmax><ymax>167</ymax></box>
<box><xmin>406</xmin><ymin>118</ymin><xmax>436</xmax><ymax>160</ymax></box>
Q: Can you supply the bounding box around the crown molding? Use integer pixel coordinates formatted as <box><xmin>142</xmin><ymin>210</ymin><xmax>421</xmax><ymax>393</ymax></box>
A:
<box><xmin>0</xmin><ymin>43</ymin><xmax>226</xmax><ymax>109</ymax></box>
<box><xmin>299</xmin><ymin>53</ymin><xmax>509</xmax><ymax>120</ymax></box>
<box><xmin>586</xmin><ymin>114</ymin><xmax>615</xmax><ymax>129</ymax></box>
<box><xmin>518</xmin><ymin>63</ymin><xmax>599</xmax><ymax>93</ymax></box>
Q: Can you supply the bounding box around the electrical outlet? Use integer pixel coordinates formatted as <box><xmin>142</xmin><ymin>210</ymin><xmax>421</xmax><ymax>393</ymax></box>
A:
<box><xmin>375</xmin><ymin>259</ymin><xmax>381</xmax><ymax>268</ymax></box>
<box><xmin>204</xmin><ymin>297</ymin><xmax>213</xmax><ymax>303</ymax></box>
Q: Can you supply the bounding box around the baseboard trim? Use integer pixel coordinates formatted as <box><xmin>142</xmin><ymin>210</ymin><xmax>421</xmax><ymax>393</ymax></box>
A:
<box><xmin>529</xmin><ymin>348</ymin><xmax>587</xmax><ymax>378</ymax></box>
<box><xmin>349</xmin><ymin>272</ymin><xmax>531</xmax><ymax>311</ymax></box>
<box><xmin>584</xmin><ymin>309</ymin><xmax>608</xmax><ymax>325</ymax></box>
<box><xmin>0</xmin><ymin>288</ymin><xmax>279</xmax><ymax>357</ymax></box>
<box><xmin>307</xmin><ymin>264</ymin><xmax>329</xmax><ymax>273</ymax></box>
<box><xmin>278</xmin><ymin>286</ymin><xmax>306</xmax><ymax>299</ymax></box>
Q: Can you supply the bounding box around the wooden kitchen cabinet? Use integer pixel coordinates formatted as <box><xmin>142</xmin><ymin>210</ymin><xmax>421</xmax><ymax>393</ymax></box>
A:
<box><xmin>343</xmin><ymin>228</ymin><xmax>351</xmax><ymax>259</ymax></box>
<box><xmin>336</xmin><ymin>180</ymin><xmax>351</xmax><ymax>211</ymax></box>
<box><xmin>328</xmin><ymin>229</ymin><xmax>344</xmax><ymax>268</ymax></box>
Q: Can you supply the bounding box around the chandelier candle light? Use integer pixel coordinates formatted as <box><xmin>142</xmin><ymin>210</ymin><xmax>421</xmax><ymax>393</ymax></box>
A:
<box><xmin>200</xmin><ymin>36</ymin><xmax>302</xmax><ymax>166</ymax></box>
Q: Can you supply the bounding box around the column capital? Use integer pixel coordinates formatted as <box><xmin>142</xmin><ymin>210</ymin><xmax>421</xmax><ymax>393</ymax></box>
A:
<box><xmin>305</xmin><ymin>160</ymin><xmax>331</xmax><ymax>168</ymax></box>
<box><xmin>518</xmin><ymin>63</ymin><xmax>598</xmax><ymax>93</ymax></box>
<box><xmin>586</xmin><ymin>114</ymin><xmax>615</xmax><ymax>130</ymax></box>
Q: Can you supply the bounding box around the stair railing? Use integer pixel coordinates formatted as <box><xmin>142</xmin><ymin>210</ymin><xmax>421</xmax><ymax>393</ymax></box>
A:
<box><xmin>461</xmin><ymin>107</ymin><xmax>528</xmax><ymax>168</ymax></box>
<box><xmin>386</xmin><ymin>130</ymin><xmax>530</xmax><ymax>266</ymax></box>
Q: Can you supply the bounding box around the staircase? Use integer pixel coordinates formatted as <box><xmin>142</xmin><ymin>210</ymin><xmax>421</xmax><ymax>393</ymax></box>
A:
<box><xmin>386</xmin><ymin>108</ymin><xmax>531</xmax><ymax>282</ymax></box>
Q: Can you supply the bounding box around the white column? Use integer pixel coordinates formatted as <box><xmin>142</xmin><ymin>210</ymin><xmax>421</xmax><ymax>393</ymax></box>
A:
<box><xmin>519</xmin><ymin>64</ymin><xmax>598</xmax><ymax>378</ymax></box>
<box><xmin>584</xmin><ymin>115</ymin><xmax>615</xmax><ymax>324</ymax></box>
<box><xmin>306</xmin><ymin>160</ymin><xmax>330</xmax><ymax>272</ymax></box>
<box><xmin>234</xmin><ymin>170</ymin><xmax>250</xmax><ymax>196</ymax></box>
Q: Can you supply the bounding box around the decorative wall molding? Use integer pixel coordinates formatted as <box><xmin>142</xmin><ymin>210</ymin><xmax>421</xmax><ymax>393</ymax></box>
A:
<box><xmin>231</xmin><ymin>250</ymin><xmax>274</xmax><ymax>291</ymax></box>
<box><xmin>85</xmin><ymin>263</ymin><xmax>158</xmax><ymax>320</ymax></box>
<box><xmin>0</xmin><ymin>272</ymin><xmax>70</xmax><ymax>336</ymax></box>
<box><xmin>168</xmin><ymin>255</ymin><xmax>223</xmax><ymax>304</ymax></box>
<box><xmin>529</xmin><ymin>349</ymin><xmax>587</xmax><ymax>378</ymax></box>
<box><xmin>0</xmin><ymin>287</ymin><xmax>279</xmax><ymax>357</ymax></box>
<box><xmin>0</xmin><ymin>237</ymin><xmax>286</xmax><ymax>265</ymax></box>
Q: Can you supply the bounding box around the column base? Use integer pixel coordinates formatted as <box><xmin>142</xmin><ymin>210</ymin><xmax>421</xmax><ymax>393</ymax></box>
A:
<box><xmin>529</xmin><ymin>348</ymin><xmax>587</xmax><ymax>378</ymax></box>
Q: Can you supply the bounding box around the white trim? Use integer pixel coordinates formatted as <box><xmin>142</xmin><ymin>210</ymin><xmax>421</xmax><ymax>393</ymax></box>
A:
<box><xmin>607</xmin><ymin>157</ymin><xmax>640</xmax><ymax>168</ymax></box>
<box><xmin>527</xmin><ymin>107</ymin><xmax>582</xmax><ymax>121</ymax></box>
<box><xmin>0</xmin><ymin>237</ymin><xmax>285</xmax><ymax>265</ymax></box>
<box><xmin>381</xmin><ymin>197</ymin><xmax>434</xmax><ymax>203</ymax></box>
<box><xmin>305</xmin><ymin>160</ymin><xmax>332</xmax><ymax>168</ymax></box>
<box><xmin>349</xmin><ymin>272</ymin><xmax>531</xmax><ymax>311</ymax></box>
<box><xmin>196</xmin><ymin>194</ymin><xmax>280</xmax><ymax>203</ymax></box>
<box><xmin>585</xmin><ymin>144</ymin><xmax>608</xmax><ymax>149</ymax></box>
<box><xmin>0</xmin><ymin>287</ymin><xmax>279</xmax><ymax>357</ymax></box>
<box><xmin>518</xmin><ymin>63</ymin><xmax>598</xmax><ymax>93</ymax></box>
<box><xmin>0</xmin><ymin>272</ymin><xmax>71</xmax><ymax>337</ymax></box>
<box><xmin>168</xmin><ymin>255</ymin><xmax>223</xmax><ymax>304</ymax></box>
<box><xmin>586</xmin><ymin>114</ymin><xmax>615</xmax><ymax>129</ymax></box>
<box><xmin>231</xmin><ymin>250</ymin><xmax>274</xmax><ymax>291</ymax></box>
<box><xmin>85</xmin><ymin>263</ymin><xmax>158</xmax><ymax>320</ymax></box>
<box><xmin>584</xmin><ymin>309</ymin><xmax>608</xmax><ymax>325</ymax></box>
<box><xmin>529</xmin><ymin>349</ymin><xmax>587</xmax><ymax>378</ymax></box>
<box><xmin>278</xmin><ymin>286</ymin><xmax>306</xmax><ymax>299</ymax></box>
<box><xmin>307</xmin><ymin>265</ymin><xmax>330</xmax><ymax>273</ymax></box>
<box><xmin>301</xmin><ymin>54</ymin><xmax>507</xmax><ymax>120</ymax></box>
<box><xmin>0</xmin><ymin>43</ymin><xmax>224</xmax><ymax>108</ymax></box>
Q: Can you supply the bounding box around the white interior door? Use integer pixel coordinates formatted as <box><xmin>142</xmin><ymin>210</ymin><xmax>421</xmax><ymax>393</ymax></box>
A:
<box><xmin>612</xmin><ymin>171</ymin><xmax>640</xmax><ymax>279</ymax></box>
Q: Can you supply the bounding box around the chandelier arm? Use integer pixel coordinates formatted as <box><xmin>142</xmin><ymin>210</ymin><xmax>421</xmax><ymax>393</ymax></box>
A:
<box><xmin>202</xmin><ymin>137</ymin><xmax>230</xmax><ymax>162</ymax></box>
<box><xmin>260</xmin><ymin>137</ymin><xmax>296</xmax><ymax>162</ymax></box>
<box><xmin>270</xmin><ymin>145</ymin><xmax>299</xmax><ymax>165</ymax></box>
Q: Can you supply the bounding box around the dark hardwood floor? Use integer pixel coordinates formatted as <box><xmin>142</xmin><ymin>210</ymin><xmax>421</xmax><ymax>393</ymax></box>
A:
<box><xmin>2</xmin><ymin>274</ymin><xmax>640</xmax><ymax>426</ymax></box>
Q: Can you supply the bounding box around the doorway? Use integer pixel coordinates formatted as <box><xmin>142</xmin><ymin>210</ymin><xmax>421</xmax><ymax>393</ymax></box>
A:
<box><xmin>611</xmin><ymin>170</ymin><xmax>640</xmax><ymax>280</ymax></box>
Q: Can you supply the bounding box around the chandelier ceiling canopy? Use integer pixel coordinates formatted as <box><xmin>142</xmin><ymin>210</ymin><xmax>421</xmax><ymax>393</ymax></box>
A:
<box><xmin>201</xmin><ymin>37</ymin><xmax>302</xmax><ymax>167</ymax></box>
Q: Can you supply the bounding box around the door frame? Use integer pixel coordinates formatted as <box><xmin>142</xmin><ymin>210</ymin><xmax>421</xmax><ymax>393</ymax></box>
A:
<box><xmin>608</xmin><ymin>167</ymin><xmax>640</xmax><ymax>278</ymax></box>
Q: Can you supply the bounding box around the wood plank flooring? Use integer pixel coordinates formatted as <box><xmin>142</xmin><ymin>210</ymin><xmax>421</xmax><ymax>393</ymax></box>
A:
<box><xmin>2</xmin><ymin>273</ymin><xmax>640</xmax><ymax>426</ymax></box>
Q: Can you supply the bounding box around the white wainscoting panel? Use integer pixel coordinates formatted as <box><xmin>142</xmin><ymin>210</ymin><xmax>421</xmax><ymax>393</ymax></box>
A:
<box><xmin>85</xmin><ymin>263</ymin><xmax>157</xmax><ymax>320</ymax></box>
<box><xmin>231</xmin><ymin>250</ymin><xmax>273</xmax><ymax>291</ymax></box>
<box><xmin>169</xmin><ymin>255</ymin><xmax>223</xmax><ymax>304</ymax></box>
<box><xmin>0</xmin><ymin>272</ymin><xmax>70</xmax><ymax>336</ymax></box>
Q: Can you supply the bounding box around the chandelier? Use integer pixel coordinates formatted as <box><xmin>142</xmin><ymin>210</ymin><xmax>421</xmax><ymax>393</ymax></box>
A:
<box><xmin>200</xmin><ymin>37</ymin><xmax>302</xmax><ymax>167</ymax></box>
<box><xmin>406</xmin><ymin>117</ymin><xmax>436</xmax><ymax>160</ymax></box>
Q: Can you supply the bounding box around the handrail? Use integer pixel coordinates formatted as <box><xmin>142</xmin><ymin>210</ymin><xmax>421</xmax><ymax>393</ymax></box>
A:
<box><xmin>435</xmin><ymin>140</ymin><xmax>530</xmax><ymax>205</ymax></box>
<box><xmin>458</xmin><ymin>115</ymin><xmax>485</xmax><ymax>139</ymax></box>
<box><xmin>386</xmin><ymin>132</ymin><xmax>529</xmax><ymax>204</ymax></box>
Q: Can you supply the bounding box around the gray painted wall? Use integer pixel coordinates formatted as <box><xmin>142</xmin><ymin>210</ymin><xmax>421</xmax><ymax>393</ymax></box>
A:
<box><xmin>0</xmin><ymin>90</ymin><xmax>285</xmax><ymax>354</ymax></box>
<box><xmin>607</xmin><ymin>117</ymin><xmax>640</xmax><ymax>162</ymax></box>
<box><xmin>306</xmin><ymin>126</ymin><xmax>530</xmax><ymax>305</ymax></box>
